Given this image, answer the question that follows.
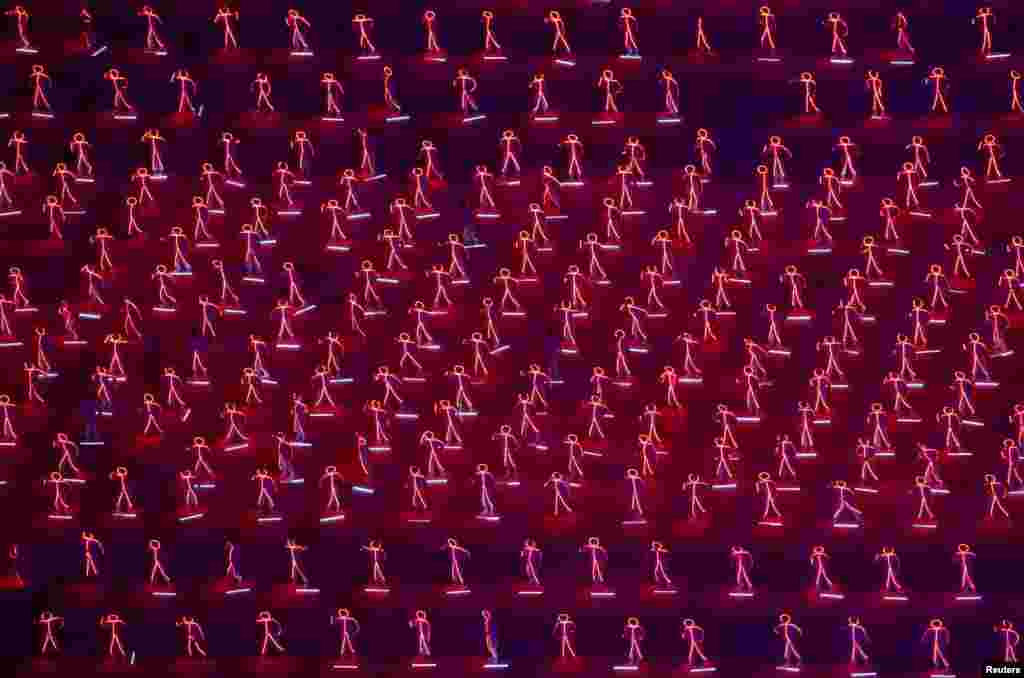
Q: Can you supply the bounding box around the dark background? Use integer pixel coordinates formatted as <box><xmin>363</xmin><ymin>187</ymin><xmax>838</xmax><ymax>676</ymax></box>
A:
<box><xmin>1</xmin><ymin>1</ymin><xmax>1024</xmax><ymax>676</ymax></box>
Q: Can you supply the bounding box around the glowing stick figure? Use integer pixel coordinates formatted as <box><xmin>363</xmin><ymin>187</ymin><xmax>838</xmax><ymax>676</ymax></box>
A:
<box><xmin>831</xmin><ymin>480</ymin><xmax>862</xmax><ymax>523</ymax></box>
<box><xmin>731</xmin><ymin>546</ymin><xmax>753</xmax><ymax>591</ymax></box>
<box><xmin>363</xmin><ymin>540</ymin><xmax>386</xmax><ymax>584</ymax></box>
<box><xmin>251</xmin><ymin>72</ymin><xmax>274</xmax><ymax>112</ymax></box>
<box><xmin>661</xmin><ymin>69</ymin><xmax>680</xmax><ymax>114</ymax></box>
<box><xmin>861</xmin><ymin>236</ymin><xmax>884</xmax><ymax>278</ymax></box>
<box><xmin>624</xmin><ymin>135</ymin><xmax>646</xmax><ymax>180</ymax></box>
<box><xmin>996</xmin><ymin>620</ymin><xmax>1019</xmax><ymax>663</ymax></box>
<box><xmin>924</xmin><ymin>264</ymin><xmax>948</xmax><ymax>311</ymax></box>
<box><xmin>180</xmin><ymin>470</ymin><xmax>199</xmax><ymax>509</ymax></box>
<box><xmin>475</xmin><ymin>165</ymin><xmax>495</xmax><ymax>209</ymax></box>
<box><xmin>775</xmin><ymin>613</ymin><xmax>803</xmax><ymax>666</ymax></box>
<box><xmin>758</xmin><ymin>6</ymin><xmax>777</xmax><ymax>51</ymax></box>
<box><xmin>847</xmin><ymin>617</ymin><xmax>870</xmax><ymax>665</ymax></box>
<box><xmin>912</xmin><ymin>475</ymin><xmax>935</xmax><ymax>521</ymax></box>
<box><xmin>695</xmin><ymin>17</ymin><xmax>712</xmax><ymax>54</ymax></box>
<box><xmin>284</xmin><ymin>538</ymin><xmax>309</xmax><ymax>585</ymax></box>
<box><xmin>797</xmin><ymin>72</ymin><xmax>820</xmax><ymax>114</ymax></box>
<box><xmin>581</xmin><ymin>537</ymin><xmax>607</xmax><ymax>584</ymax></box>
<box><xmin>545</xmin><ymin>11</ymin><xmax>571</xmax><ymax>56</ymax></box>
<box><xmin>409</xmin><ymin>610</ymin><xmax>432</xmax><ymax>656</ymax></box>
<box><xmin>381</xmin><ymin>65</ymin><xmax>401</xmax><ymax>112</ymax></box>
<box><xmin>170</xmin><ymin>69</ymin><xmax>197</xmax><ymax>114</ymax></box>
<box><xmin>867</xmin><ymin>403</ymin><xmax>891</xmax><ymax>450</ymax></box>
<box><xmin>763</xmin><ymin>136</ymin><xmax>791</xmax><ymax>185</ymax></box>
<box><xmin>138</xmin><ymin>5</ymin><xmax>165</xmax><ymax>51</ymax></box>
<box><xmin>1001</xmin><ymin>441</ymin><xmax>1023</xmax><ymax>490</ymax></box>
<box><xmin>476</xmin><ymin>10</ymin><xmax>503</xmax><ymax>53</ymax></box>
<box><xmin>820</xmin><ymin>167</ymin><xmax>843</xmax><ymax>209</ymax></box>
<box><xmin>626</xmin><ymin>467</ymin><xmax>647</xmax><ymax>514</ymax></box>
<box><xmin>530</xmin><ymin>73</ymin><xmax>551</xmax><ymax>115</ymax></box>
<box><xmin>1011</xmin><ymin>70</ymin><xmax>1022</xmax><ymax>113</ymax></box>
<box><xmin>546</xmin><ymin>472</ymin><xmax>572</xmax><ymax>515</ymax></box>
<box><xmin>109</xmin><ymin>466</ymin><xmax>134</xmax><ymax>514</ymax></box>
<box><xmin>222</xmin><ymin>402</ymin><xmax>248</xmax><ymax>442</ymax></box>
<box><xmin>754</xmin><ymin>472</ymin><xmax>782</xmax><ymax>522</ymax></box>
<box><xmin>951</xmin><ymin>370</ymin><xmax>975</xmax><ymax>417</ymax></box>
<box><xmin>409</xmin><ymin>465</ymin><xmax>428</xmax><ymax>510</ymax></box>
<box><xmin>256</xmin><ymin>611</ymin><xmax>285</xmax><ymax>655</ymax></box>
<box><xmin>8</xmin><ymin>130</ymin><xmax>29</xmax><ymax>174</ymax></box>
<box><xmin>423</xmin><ymin>11</ymin><xmax>441</xmax><ymax>54</ymax></box>
<box><xmin>623</xmin><ymin>617</ymin><xmax>645</xmax><ymax>665</ymax></box>
<box><xmin>809</xmin><ymin>545</ymin><xmax>834</xmax><ymax>592</ymax></box>
<box><xmin>29</xmin><ymin>64</ymin><xmax>51</xmax><ymax>113</ymax></box>
<box><xmin>44</xmin><ymin>473</ymin><xmax>73</xmax><ymax>515</ymax></box>
<box><xmin>682</xmin><ymin>165</ymin><xmax>702</xmax><ymax>210</ymax></box>
<box><xmin>681</xmin><ymin>619</ymin><xmax>710</xmax><ymax>667</ymax></box>
<box><xmin>38</xmin><ymin>611</ymin><xmax>63</xmax><ymax>655</ymax></box>
<box><xmin>250</xmin><ymin>468</ymin><xmax>276</xmax><ymax>513</ymax></box>
<box><xmin>806</xmin><ymin>199</ymin><xmax>833</xmax><ymax>242</ymax></box>
<box><xmin>79</xmin><ymin>7</ymin><xmax>94</xmax><ymax>50</ymax></box>
<box><xmin>475</xmin><ymin>464</ymin><xmax>497</xmax><ymax>515</ymax></box>
<box><xmin>642</xmin><ymin>266</ymin><xmax>666</xmax><ymax>311</ymax></box>
<box><xmin>825</xmin><ymin>12</ymin><xmax>848</xmax><ymax>56</ymax></box>
<box><xmin>219</xmin><ymin>132</ymin><xmax>242</xmax><ymax>178</ymax></box>
<box><xmin>52</xmin><ymin>163</ymin><xmax>78</xmax><ymax>206</ymax></box>
<box><xmin>316</xmin><ymin>73</ymin><xmax>344</xmax><ymax>118</ymax></box>
<box><xmin>132</xmin><ymin>167</ymin><xmax>155</xmax><ymax>205</ymax></box>
<box><xmin>561</xmin><ymin>134</ymin><xmax>584</xmax><ymax>180</ymax></box>
<box><xmin>0</xmin><ymin>394</ymin><xmax>16</xmax><ymax>442</ymax></box>
<box><xmin>176</xmin><ymin>616</ymin><xmax>206</xmax><ymax>657</ymax></box>
<box><xmin>922</xmin><ymin>619</ymin><xmax>950</xmax><ymax>670</ymax></box>
<box><xmin>954</xmin><ymin>166</ymin><xmax>982</xmax><ymax>210</ymax></box>
<box><xmin>555</xmin><ymin>614</ymin><xmax>576</xmax><ymax>658</ymax></box>
<box><xmin>33</xmin><ymin>327</ymin><xmax>51</xmax><ymax>372</ymax></box>
<box><xmin>809</xmin><ymin>368</ymin><xmax>831</xmax><ymax>414</ymax></box>
<box><xmin>978</xmin><ymin>133</ymin><xmax>1005</xmax><ymax>180</ymax></box>
<box><xmin>404</xmin><ymin>168</ymin><xmax>429</xmax><ymax>211</ymax></box>
<box><xmin>453</xmin><ymin>69</ymin><xmax>479</xmax><ymax>115</ymax></box>
<box><xmin>953</xmin><ymin>544</ymin><xmax>976</xmax><ymax>593</ymax></box>
<box><xmin>773</xmin><ymin>435</ymin><xmax>797</xmax><ymax>480</ymax></box>
<box><xmin>286</xmin><ymin>9</ymin><xmax>310</xmax><ymax>52</ymax></box>
<box><xmin>188</xmin><ymin>437</ymin><xmax>214</xmax><ymax>479</ymax></box>
<box><xmin>332</xmin><ymin>609</ymin><xmax>360</xmax><ymax>659</ymax></box>
<box><xmin>81</xmin><ymin>531</ymin><xmax>104</xmax><ymax>576</ymax></box>
<box><xmin>43</xmin><ymin>196</ymin><xmax>64</xmax><ymax>239</ymax></box>
<box><xmin>975</xmin><ymin>6</ymin><xmax>995</xmax><ymax>55</ymax></box>
<box><xmin>904</xmin><ymin>138</ymin><xmax>931</xmax><ymax>184</ymax></box>
<box><xmin>883</xmin><ymin>372</ymin><xmax>912</xmax><ymax>414</ymax></box>
<box><xmin>100</xmin><ymin>613</ymin><xmax>127</xmax><ymax>658</ymax></box>
<box><xmin>564</xmin><ymin>434</ymin><xmax>585</xmax><ymax>480</ymax></box>
<box><xmin>214</xmin><ymin>7</ymin><xmax>239</xmax><ymax>49</ymax></box>
<box><xmin>141</xmin><ymin>394</ymin><xmax>163</xmax><ymax>436</ymax></box>
<box><xmin>289</xmin><ymin>131</ymin><xmax>314</xmax><ymax>177</ymax></box>
<box><xmin>104</xmin><ymin>68</ymin><xmax>134</xmax><ymax>113</ymax></box>
<box><xmin>6</xmin><ymin>5</ymin><xmax>31</xmax><ymax>49</ymax></box>
<box><xmin>782</xmin><ymin>265</ymin><xmax>807</xmax><ymax>309</ymax></box>
<box><xmin>927</xmin><ymin>67</ymin><xmax>949</xmax><ymax>113</ymax></box>
<box><xmin>272</xmin><ymin>162</ymin><xmax>295</xmax><ymax>207</ymax></box>
<box><xmin>498</xmin><ymin>130</ymin><xmax>522</xmax><ymax>177</ymax></box>
<box><xmin>797</xmin><ymin>402</ymin><xmax>816</xmax><ymax>450</ymax></box>
<box><xmin>964</xmin><ymin>331</ymin><xmax>992</xmax><ymax>381</ymax></box>
<box><xmin>542</xmin><ymin>166</ymin><xmax>561</xmax><ymax>209</ymax></box>
<box><xmin>833</xmin><ymin>135</ymin><xmax>858</xmax><ymax>180</ymax></box>
<box><xmin>352</xmin><ymin>14</ymin><xmax>375</xmax><ymax>54</ymax></box>
<box><xmin>893</xmin><ymin>12</ymin><xmax>914</xmax><ymax>52</ymax></box>
<box><xmin>521</xmin><ymin>539</ymin><xmax>543</xmax><ymax>585</ymax></box>
<box><xmin>0</xmin><ymin>162</ymin><xmax>14</xmax><ymax>208</ymax></box>
<box><xmin>443</xmin><ymin>537</ymin><xmax>470</xmax><ymax>586</ymax></box>
<box><xmin>420</xmin><ymin>430</ymin><xmax>445</xmax><ymax>478</ymax></box>
<box><xmin>147</xmin><ymin>539</ymin><xmax>171</xmax><ymax>586</ymax></box>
